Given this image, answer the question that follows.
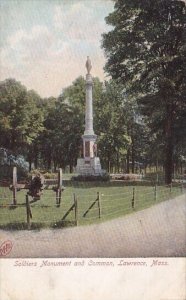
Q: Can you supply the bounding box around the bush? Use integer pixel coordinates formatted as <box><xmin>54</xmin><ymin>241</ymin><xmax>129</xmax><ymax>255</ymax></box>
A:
<box><xmin>72</xmin><ymin>174</ymin><xmax>110</xmax><ymax>182</ymax></box>
<box><xmin>42</xmin><ymin>172</ymin><xmax>57</xmax><ymax>179</ymax></box>
<box><xmin>111</xmin><ymin>174</ymin><xmax>142</xmax><ymax>181</ymax></box>
<box><xmin>0</xmin><ymin>165</ymin><xmax>28</xmax><ymax>180</ymax></box>
<box><xmin>29</xmin><ymin>170</ymin><xmax>57</xmax><ymax>179</ymax></box>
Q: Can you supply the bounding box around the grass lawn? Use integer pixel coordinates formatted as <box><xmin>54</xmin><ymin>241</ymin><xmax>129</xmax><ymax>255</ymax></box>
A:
<box><xmin>0</xmin><ymin>181</ymin><xmax>184</xmax><ymax>230</ymax></box>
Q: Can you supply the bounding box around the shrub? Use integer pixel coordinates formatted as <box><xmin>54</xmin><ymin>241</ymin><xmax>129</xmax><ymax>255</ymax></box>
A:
<box><xmin>72</xmin><ymin>174</ymin><xmax>110</xmax><ymax>182</ymax></box>
<box><xmin>111</xmin><ymin>174</ymin><xmax>142</xmax><ymax>181</ymax></box>
<box><xmin>29</xmin><ymin>170</ymin><xmax>57</xmax><ymax>179</ymax></box>
<box><xmin>0</xmin><ymin>165</ymin><xmax>28</xmax><ymax>180</ymax></box>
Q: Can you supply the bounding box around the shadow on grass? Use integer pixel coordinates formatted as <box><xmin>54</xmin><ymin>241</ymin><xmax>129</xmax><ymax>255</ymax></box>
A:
<box><xmin>64</xmin><ymin>180</ymin><xmax>156</xmax><ymax>188</ymax></box>
<box><xmin>8</xmin><ymin>204</ymin><xmax>25</xmax><ymax>210</ymax></box>
<box><xmin>0</xmin><ymin>222</ymin><xmax>42</xmax><ymax>230</ymax></box>
<box><xmin>63</xmin><ymin>179</ymin><xmax>183</xmax><ymax>189</ymax></box>
<box><xmin>51</xmin><ymin>220</ymin><xmax>76</xmax><ymax>229</ymax></box>
<box><xmin>0</xmin><ymin>220</ymin><xmax>76</xmax><ymax>231</ymax></box>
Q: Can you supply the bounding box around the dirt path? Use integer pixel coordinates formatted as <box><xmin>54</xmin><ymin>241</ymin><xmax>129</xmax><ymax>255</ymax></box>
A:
<box><xmin>0</xmin><ymin>194</ymin><xmax>185</xmax><ymax>257</ymax></box>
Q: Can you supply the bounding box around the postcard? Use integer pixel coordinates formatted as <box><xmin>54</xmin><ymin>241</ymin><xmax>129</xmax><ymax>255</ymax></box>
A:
<box><xmin>0</xmin><ymin>0</ymin><xmax>186</xmax><ymax>299</ymax></box>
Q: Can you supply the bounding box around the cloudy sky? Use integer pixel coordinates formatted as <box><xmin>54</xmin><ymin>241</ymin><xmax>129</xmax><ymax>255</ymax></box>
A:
<box><xmin>0</xmin><ymin>0</ymin><xmax>114</xmax><ymax>97</ymax></box>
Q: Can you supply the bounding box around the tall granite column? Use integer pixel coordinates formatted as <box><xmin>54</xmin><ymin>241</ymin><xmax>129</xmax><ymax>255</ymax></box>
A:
<box><xmin>76</xmin><ymin>57</ymin><xmax>103</xmax><ymax>176</ymax></box>
<box><xmin>82</xmin><ymin>56</ymin><xmax>97</xmax><ymax>159</ymax></box>
<box><xmin>84</xmin><ymin>73</ymin><xmax>94</xmax><ymax>135</ymax></box>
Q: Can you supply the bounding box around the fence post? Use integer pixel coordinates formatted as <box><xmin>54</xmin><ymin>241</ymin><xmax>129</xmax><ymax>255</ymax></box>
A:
<box><xmin>154</xmin><ymin>185</ymin><xmax>157</xmax><ymax>201</ymax></box>
<box><xmin>97</xmin><ymin>192</ymin><xmax>101</xmax><ymax>218</ymax></box>
<box><xmin>56</xmin><ymin>189</ymin><xmax>59</xmax><ymax>206</ymax></box>
<box><xmin>56</xmin><ymin>189</ymin><xmax>62</xmax><ymax>207</ymax></box>
<box><xmin>59</xmin><ymin>190</ymin><xmax>62</xmax><ymax>206</ymax></box>
<box><xmin>13</xmin><ymin>166</ymin><xmax>17</xmax><ymax>205</ymax></box>
<box><xmin>156</xmin><ymin>173</ymin><xmax>159</xmax><ymax>184</ymax></box>
<box><xmin>132</xmin><ymin>187</ymin><xmax>135</xmax><ymax>209</ymax></box>
<box><xmin>13</xmin><ymin>187</ymin><xmax>17</xmax><ymax>206</ymax></box>
<box><xmin>74</xmin><ymin>193</ymin><xmax>78</xmax><ymax>226</ymax></box>
<box><xmin>26</xmin><ymin>194</ymin><xmax>31</xmax><ymax>230</ymax></box>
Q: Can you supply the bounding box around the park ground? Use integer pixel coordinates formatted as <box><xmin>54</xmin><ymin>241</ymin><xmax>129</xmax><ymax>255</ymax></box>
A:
<box><xmin>0</xmin><ymin>193</ymin><xmax>185</xmax><ymax>258</ymax></box>
<box><xmin>0</xmin><ymin>181</ymin><xmax>184</xmax><ymax>229</ymax></box>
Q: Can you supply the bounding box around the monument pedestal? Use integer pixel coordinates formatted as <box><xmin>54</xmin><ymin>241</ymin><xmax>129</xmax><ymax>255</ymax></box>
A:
<box><xmin>76</xmin><ymin>157</ymin><xmax>104</xmax><ymax>176</ymax></box>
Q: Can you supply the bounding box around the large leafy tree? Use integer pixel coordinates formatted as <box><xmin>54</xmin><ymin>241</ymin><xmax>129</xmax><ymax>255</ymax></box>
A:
<box><xmin>0</xmin><ymin>79</ymin><xmax>44</xmax><ymax>161</ymax></box>
<box><xmin>28</xmin><ymin>95</ymin><xmax>58</xmax><ymax>170</ymax></box>
<box><xmin>94</xmin><ymin>80</ymin><xmax>131</xmax><ymax>172</ymax></box>
<box><xmin>39</xmin><ymin>101</ymin><xmax>83</xmax><ymax>172</ymax></box>
<box><xmin>59</xmin><ymin>76</ymin><xmax>86</xmax><ymax>113</ymax></box>
<box><xmin>38</xmin><ymin>77</ymin><xmax>86</xmax><ymax>172</ymax></box>
<box><xmin>102</xmin><ymin>0</ymin><xmax>186</xmax><ymax>183</ymax></box>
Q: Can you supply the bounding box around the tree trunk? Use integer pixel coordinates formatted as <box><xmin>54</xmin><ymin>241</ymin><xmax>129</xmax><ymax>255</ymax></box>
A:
<box><xmin>164</xmin><ymin>143</ymin><xmax>173</xmax><ymax>184</ymax></box>
<box><xmin>164</xmin><ymin>106</ymin><xmax>174</xmax><ymax>184</ymax></box>
<box><xmin>47</xmin><ymin>157</ymin><xmax>52</xmax><ymax>170</ymax></box>
<box><xmin>180</xmin><ymin>161</ymin><xmax>183</xmax><ymax>175</ymax></box>
<box><xmin>126</xmin><ymin>150</ymin><xmax>130</xmax><ymax>173</ymax></box>
<box><xmin>164</xmin><ymin>137</ymin><xmax>173</xmax><ymax>184</ymax></box>
<box><xmin>131</xmin><ymin>128</ymin><xmax>135</xmax><ymax>173</ymax></box>
<box><xmin>117</xmin><ymin>152</ymin><xmax>120</xmax><ymax>173</ymax></box>
<box><xmin>107</xmin><ymin>153</ymin><xmax>111</xmax><ymax>173</ymax></box>
<box><xmin>29</xmin><ymin>160</ymin><xmax>32</xmax><ymax>172</ymax></box>
<box><xmin>53</xmin><ymin>161</ymin><xmax>57</xmax><ymax>172</ymax></box>
<box><xmin>34</xmin><ymin>155</ymin><xmax>38</xmax><ymax>169</ymax></box>
<box><xmin>70</xmin><ymin>163</ymin><xmax>73</xmax><ymax>173</ymax></box>
<box><xmin>131</xmin><ymin>144</ymin><xmax>135</xmax><ymax>174</ymax></box>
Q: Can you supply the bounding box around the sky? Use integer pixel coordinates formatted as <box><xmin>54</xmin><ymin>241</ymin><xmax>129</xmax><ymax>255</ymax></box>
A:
<box><xmin>0</xmin><ymin>0</ymin><xmax>114</xmax><ymax>97</ymax></box>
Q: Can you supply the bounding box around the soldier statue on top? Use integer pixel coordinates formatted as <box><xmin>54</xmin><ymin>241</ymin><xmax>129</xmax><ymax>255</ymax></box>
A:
<box><xmin>85</xmin><ymin>56</ymin><xmax>92</xmax><ymax>74</ymax></box>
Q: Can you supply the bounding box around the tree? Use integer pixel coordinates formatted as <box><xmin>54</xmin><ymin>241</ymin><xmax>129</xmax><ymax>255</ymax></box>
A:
<box><xmin>102</xmin><ymin>0</ymin><xmax>186</xmax><ymax>183</ymax></box>
<box><xmin>39</xmin><ymin>101</ymin><xmax>84</xmax><ymax>172</ymax></box>
<box><xmin>0</xmin><ymin>79</ymin><xmax>44</xmax><ymax>166</ymax></box>
<box><xmin>38</xmin><ymin>77</ymin><xmax>87</xmax><ymax>172</ymax></box>
<box><xmin>28</xmin><ymin>95</ymin><xmax>57</xmax><ymax>170</ymax></box>
<box><xmin>94</xmin><ymin>80</ymin><xmax>131</xmax><ymax>172</ymax></box>
<box><xmin>59</xmin><ymin>76</ymin><xmax>86</xmax><ymax>112</ymax></box>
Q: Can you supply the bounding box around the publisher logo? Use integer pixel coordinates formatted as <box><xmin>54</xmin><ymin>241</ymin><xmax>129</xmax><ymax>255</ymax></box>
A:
<box><xmin>0</xmin><ymin>240</ymin><xmax>13</xmax><ymax>257</ymax></box>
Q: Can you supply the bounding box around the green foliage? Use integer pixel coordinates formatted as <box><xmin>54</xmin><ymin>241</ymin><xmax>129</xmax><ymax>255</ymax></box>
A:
<box><xmin>102</xmin><ymin>0</ymin><xmax>186</xmax><ymax>183</ymax></box>
<box><xmin>59</xmin><ymin>76</ymin><xmax>86</xmax><ymax>111</ymax></box>
<box><xmin>0</xmin><ymin>165</ymin><xmax>28</xmax><ymax>180</ymax></box>
<box><xmin>38</xmin><ymin>101</ymin><xmax>84</xmax><ymax>171</ymax></box>
<box><xmin>95</xmin><ymin>80</ymin><xmax>130</xmax><ymax>171</ymax></box>
<box><xmin>0</xmin><ymin>76</ymin><xmax>149</xmax><ymax>174</ymax></box>
<box><xmin>0</xmin><ymin>79</ymin><xmax>44</xmax><ymax>155</ymax></box>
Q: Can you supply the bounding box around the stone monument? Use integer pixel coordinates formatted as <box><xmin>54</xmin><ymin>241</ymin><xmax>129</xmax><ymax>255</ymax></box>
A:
<box><xmin>76</xmin><ymin>57</ymin><xmax>104</xmax><ymax>176</ymax></box>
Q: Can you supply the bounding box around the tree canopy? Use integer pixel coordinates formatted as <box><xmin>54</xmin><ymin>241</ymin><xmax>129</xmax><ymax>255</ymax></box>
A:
<box><xmin>102</xmin><ymin>0</ymin><xmax>186</xmax><ymax>183</ymax></box>
<box><xmin>0</xmin><ymin>79</ymin><xmax>44</xmax><ymax>156</ymax></box>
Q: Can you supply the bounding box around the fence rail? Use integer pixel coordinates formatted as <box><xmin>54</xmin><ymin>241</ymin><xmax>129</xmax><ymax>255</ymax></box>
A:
<box><xmin>0</xmin><ymin>182</ymin><xmax>185</xmax><ymax>230</ymax></box>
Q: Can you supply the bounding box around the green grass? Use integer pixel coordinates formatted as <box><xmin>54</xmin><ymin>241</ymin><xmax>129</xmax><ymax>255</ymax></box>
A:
<box><xmin>0</xmin><ymin>181</ymin><xmax>184</xmax><ymax>230</ymax></box>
